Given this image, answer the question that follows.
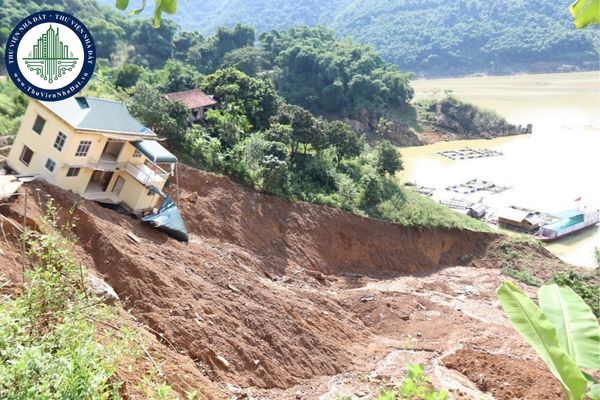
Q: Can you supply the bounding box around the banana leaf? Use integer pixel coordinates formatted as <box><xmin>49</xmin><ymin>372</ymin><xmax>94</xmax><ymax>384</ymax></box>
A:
<box><xmin>539</xmin><ymin>284</ymin><xmax>600</xmax><ymax>370</ymax></box>
<box><xmin>497</xmin><ymin>281</ymin><xmax>587</xmax><ymax>400</ymax></box>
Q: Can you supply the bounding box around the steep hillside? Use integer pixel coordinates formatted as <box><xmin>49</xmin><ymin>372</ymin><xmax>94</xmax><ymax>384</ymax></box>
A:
<box><xmin>96</xmin><ymin>0</ymin><xmax>600</xmax><ymax>76</ymax></box>
<box><xmin>0</xmin><ymin>164</ymin><xmax>580</xmax><ymax>399</ymax></box>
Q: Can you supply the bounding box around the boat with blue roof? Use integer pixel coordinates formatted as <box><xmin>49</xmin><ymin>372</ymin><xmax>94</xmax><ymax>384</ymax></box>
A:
<box><xmin>534</xmin><ymin>208</ymin><xmax>600</xmax><ymax>242</ymax></box>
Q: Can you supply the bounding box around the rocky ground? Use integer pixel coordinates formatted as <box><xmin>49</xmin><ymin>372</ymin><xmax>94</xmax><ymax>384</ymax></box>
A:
<box><xmin>0</xmin><ymin>165</ymin><xmax>579</xmax><ymax>399</ymax></box>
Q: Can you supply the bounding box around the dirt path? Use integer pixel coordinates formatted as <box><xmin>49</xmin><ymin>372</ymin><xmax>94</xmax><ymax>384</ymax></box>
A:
<box><xmin>249</xmin><ymin>266</ymin><xmax>561</xmax><ymax>399</ymax></box>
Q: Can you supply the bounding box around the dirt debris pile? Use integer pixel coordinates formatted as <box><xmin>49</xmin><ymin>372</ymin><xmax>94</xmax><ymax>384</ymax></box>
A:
<box><xmin>0</xmin><ymin>165</ymin><xmax>571</xmax><ymax>399</ymax></box>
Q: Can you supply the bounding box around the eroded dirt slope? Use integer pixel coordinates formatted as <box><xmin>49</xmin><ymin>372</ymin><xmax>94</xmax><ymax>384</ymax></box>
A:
<box><xmin>0</xmin><ymin>166</ymin><xmax>574</xmax><ymax>399</ymax></box>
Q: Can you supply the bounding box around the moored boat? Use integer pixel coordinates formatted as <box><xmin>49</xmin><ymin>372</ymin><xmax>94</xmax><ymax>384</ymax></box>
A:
<box><xmin>534</xmin><ymin>208</ymin><xmax>600</xmax><ymax>242</ymax></box>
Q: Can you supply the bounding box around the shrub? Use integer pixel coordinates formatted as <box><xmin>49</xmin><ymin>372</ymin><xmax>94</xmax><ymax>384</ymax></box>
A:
<box><xmin>112</xmin><ymin>63</ymin><xmax>146</xmax><ymax>89</ymax></box>
<box><xmin>0</xmin><ymin>79</ymin><xmax>27</xmax><ymax>136</ymax></box>
<box><xmin>552</xmin><ymin>271</ymin><xmax>600</xmax><ymax>317</ymax></box>
<box><xmin>184</xmin><ymin>126</ymin><xmax>224</xmax><ymax>171</ymax></box>
<box><xmin>501</xmin><ymin>267</ymin><xmax>542</xmax><ymax>287</ymax></box>
<box><xmin>375</xmin><ymin>140</ymin><xmax>403</xmax><ymax>175</ymax></box>
<box><xmin>337</xmin><ymin>364</ymin><xmax>446</xmax><ymax>400</ymax></box>
<box><xmin>259</xmin><ymin>154</ymin><xmax>289</xmax><ymax>195</ymax></box>
<box><xmin>0</xmin><ymin>203</ymin><xmax>126</xmax><ymax>398</ymax></box>
<box><xmin>0</xmin><ymin>202</ymin><xmax>179</xmax><ymax>399</ymax></box>
<box><xmin>497</xmin><ymin>282</ymin><xmax>599</xmax><ymax>400</ymax></box>
<box><xmin>359</xmin><ymin>174</ymin><xmax>385</xmax><ymax>210</ymax></box>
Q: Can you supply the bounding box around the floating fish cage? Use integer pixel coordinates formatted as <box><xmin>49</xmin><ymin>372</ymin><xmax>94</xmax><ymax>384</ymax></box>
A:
<box><xmin>438</xmin><ymin>147</ymin><xmax>503</xmax><ymax>160</ymax></box>
<box><xmin>446</xmin><ymin>178</ymin><xmax>509</xmax><ymax>195</ymax></box>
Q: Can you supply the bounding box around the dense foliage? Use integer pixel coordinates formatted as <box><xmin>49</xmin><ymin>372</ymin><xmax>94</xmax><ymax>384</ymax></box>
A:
<box><xmin>0</xmin><ymin>0</ymin><xmax>179</xmax><ymax>70</ymax></box>
<box><xmin>260</xmin><ymin>27</ymin><xmax>413</xmax><ymax>116</ymax></box>
<box><xmin>497</xmin><ymin>282</ymin><xmax>599</xmax><ymax>400</ymax></box>
<box><xmin>0</xmin><ymin>78</ymin><xmax>26</xmax><ymax>136</ymax></box>
<box><xmin>552</xmin><ymin>270</ymin><xmax>600</xmax><ymax>317</ymax></box>
<box><xmin>97</xmin><ymin>0</ymin><xmax>600</xmax><ymax>76</ymax></box>
<box><xmin>0</xmin><ymin>0</ymin><xmax>491</xmax><ymax>233</ymax></box>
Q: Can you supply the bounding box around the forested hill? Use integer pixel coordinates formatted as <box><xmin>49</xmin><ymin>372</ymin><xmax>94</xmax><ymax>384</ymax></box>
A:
<box><xmin>96</xmin><ymin>0</ymin><xmax>600</xmax><ymax>77</ymax></box>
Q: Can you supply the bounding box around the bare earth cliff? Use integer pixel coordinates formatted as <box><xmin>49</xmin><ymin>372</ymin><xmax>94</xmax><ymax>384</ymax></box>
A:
<box><xmin>0</xmin><ymin>164</ymin><xmax>571</xmax><ymax>399</ymax></box>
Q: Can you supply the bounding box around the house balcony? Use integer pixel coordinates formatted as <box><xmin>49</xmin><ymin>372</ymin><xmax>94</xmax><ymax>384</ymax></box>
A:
<box><xmin>64</xmin><ymin>157</ymin><xmax>169</xmax><ymax>188</ymax></box>
<box><xmin>64</xmin><ymin>156</ymin><xmax>125</xmax><ymax>171</ymax></box>
<box><xmin>124</xmin><ymin>161</ymin><xmax>169</xmax><ymax>188</ymax></box>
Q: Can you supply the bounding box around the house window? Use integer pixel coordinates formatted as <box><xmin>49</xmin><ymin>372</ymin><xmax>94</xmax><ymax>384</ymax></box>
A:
<box><xmin>75</xmin><ymin>140</ymin><xmax>92</xmax><ymax>156</ymax></box>
<box><xmin>66</xmin><ymin>167</ymin><xmax>80</xmax><ymax>177</ymax></box>
<box><xmin>53</xmin><ymin>132</ymin><xmax>67</xmax><ymax>151</ymax></box>
<box><xmin>32</xmin><ymin>116</ymin><xmax>45</xmax><ymax>134</ymax></box>
<box><xmin>19</xmin><ymin>145</ymin><xmax>34</xmax><ymax>166</ymax></box>
<box><xmin>132</xmin><ymin>149</ymin><xmax>142</xmax><ymax>158</ymax></box>
<box><xmin>44</xmin><ymin>158</ymin><xmax>56</xmax><ymax>173</ymax></box>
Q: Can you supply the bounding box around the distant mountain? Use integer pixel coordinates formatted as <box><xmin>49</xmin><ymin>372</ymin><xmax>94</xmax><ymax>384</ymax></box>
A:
<box><xmin>98</xmin><ymin>0</ymin><xmax>600</xmax><ymax>77</ymax></box>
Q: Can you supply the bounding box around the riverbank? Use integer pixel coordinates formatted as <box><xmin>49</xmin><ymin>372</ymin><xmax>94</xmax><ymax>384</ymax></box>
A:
<box><xmin>403</xmin><ymin>71</ymin><xmax>600</xmax><ymax>267</ymax></box>
<box><xmin>358</xmin><ymin>96</ymin><xmax>532</xmax><ymax>148</ymax></box>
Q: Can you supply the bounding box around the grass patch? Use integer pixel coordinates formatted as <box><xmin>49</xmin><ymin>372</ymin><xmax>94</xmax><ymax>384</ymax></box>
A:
<box><xmin>380</xmin><ymin>189</ymin><xmax>492</xmax><ymax>231</ymax></box>
<box><xmin>501</xmin><ymin>267</ymin><xmax>542</xmax><ymax>287</ymax></box>
<box><xmin>498</xmin><ymin>240</ymin><xmax>599</xmax><ymax>316</ymax></box>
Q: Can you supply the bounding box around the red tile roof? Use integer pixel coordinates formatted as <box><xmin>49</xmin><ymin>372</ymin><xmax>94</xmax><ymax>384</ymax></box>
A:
<box><xmin>164</xmin><ymin>89</ymin><xmax>218</xmax><ymax>109</ymax></box>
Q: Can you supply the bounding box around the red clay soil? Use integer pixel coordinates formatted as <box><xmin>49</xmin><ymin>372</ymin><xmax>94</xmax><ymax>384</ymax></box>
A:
<box><xmin>0</xmin><ymin>165</ymin><xmax>576</xmax><ymax>399</ymax></box>
<box><xmin>443</xmin><ymin>349</ymin><xmax>563</xmax><ymax>399</ymax></box>
<box><xmin>174</xmin><ymin>164</ymin><xmax>497</xmax><ymax>277</ymax></box>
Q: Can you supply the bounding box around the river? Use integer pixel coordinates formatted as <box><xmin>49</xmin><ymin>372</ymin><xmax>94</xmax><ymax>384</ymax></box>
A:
<box><xmin>404</xmin><ymin>71</ymin><xmax>600</xmax><ymax>268</ymax></box>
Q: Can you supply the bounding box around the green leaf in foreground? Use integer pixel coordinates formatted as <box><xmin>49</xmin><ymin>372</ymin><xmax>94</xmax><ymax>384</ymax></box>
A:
<box><xmin>496</xmin><ymin>281</ymin><xmax>587</xmax><ymax>400</ymax></box>
<box><xmin>129</xmin><ymin>0</ymin><xmax>147</xmax><ymax>15</ymax></box>
<box><xmin>115</xmin><ymin>0</ymin><xmax>130</xmax><ymax>10</ymax></box>
<box><xmin>539</xmin><ymin>284</ymin><xmax>600</xmax><ymax>370</ymax></box>
<box><xmin>114</xmin><ymin>0</ymin><xmax>178</xmax><ymax>27</ymax></box>
<box><xmin>153</xmin><ymin>0</ymin><xmax>178</xmax><ymax>27</ymax></box>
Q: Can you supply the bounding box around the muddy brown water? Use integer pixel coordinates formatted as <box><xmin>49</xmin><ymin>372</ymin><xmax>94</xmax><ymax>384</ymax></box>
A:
<box><xmin>407</xmin><ymin>71</ymin><xmax>600</xmax><ymax>268</ymax></box>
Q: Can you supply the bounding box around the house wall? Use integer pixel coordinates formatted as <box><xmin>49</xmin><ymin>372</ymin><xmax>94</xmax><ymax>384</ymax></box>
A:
<box><xmin>8</xmin><ymin>102</ymin><xmax>111</xmax><ymax>194</ymax></box>
<box><xmin>116</xmin><ymin>142</ymin><xmax>145</xmax><ymax>165</ymax></box>
<box><xmin>7</xmin><ymin>101</ymin><xmax>163</xmax><ymax>211</ymax></box>
<box><xmin>108</xmin><ymin>170</ymin><xmax>159</xmax><ymax>210</ymax></box>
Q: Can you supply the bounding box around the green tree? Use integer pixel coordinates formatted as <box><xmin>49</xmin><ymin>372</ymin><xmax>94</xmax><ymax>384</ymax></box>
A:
<box><xmin>220</xmin><ymin>46</ymin><xmax>271</xmax><ymax>76</ymax></box>
<box><xmin>127</xmin><ymin>19</ymin><xmax>177</xmax><ymax>68</ymax></box>
<box><xmin>204</xmin><ymin>108</ymin><xmax>252</xmax><ymax>149</ymax></box>
<box><xmin>324</xmin><ymin>120</ymin><xmax>363</xmax><ymax>163</ymax></box>
<box><xmin>271</xmin><ymin>104</ymin><xmax>325</xmax><ymax>157</ymax></box>
<box><xmin>264</xmin><ymin>123</ymin><xmax>293</xmax><ymax>145</ymax></box>
<box><xmin>259</xmin><ymin>154</ymin><xmax>289</xmax><ymax>195</ymax></box>
<box><xmin>112</xmin><ymin>63</ymin><xmax>146</xmax><ymax>89</ymax></box>
<box><xmin>375</xmin><ymin>140</ymin><xmax>403</xmax><ymax>175</ymax></box>
<box><xmin>360</xmin><ymin>174</ymin><xmax>384</xmax><ymax>209</ymax></box>
<box><xmin>129</xmin><ymin>84</ymin><xmax>189</xmax><ymax>146</ymax></box>
<box><xmin>84</xmin><ymin>19</ymin><xmax>124</xmax><ymax>60</ymax></box>
<box><xmin>160</xmin><ymin>60</ymin><xmax>202</xmax><ymax>93</ymax></box>
<box><xmin>202</xmin><ymin>68</ymin><xmax>278</xmax><ymax>130</ymax></box>
<box><xmin>184</xmin><ymin>125</ymin><xmax>224</xmax><ymax>170</ymax></box>
<box><xmin>260</xmin><ymin>26</ymin><xmax>413</xmax><ymax>117</ymax></box>
<box><xmin>173</xmin><ymin>31</ymin><xmax>205</xmax><ymax>61</ymax></box>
